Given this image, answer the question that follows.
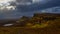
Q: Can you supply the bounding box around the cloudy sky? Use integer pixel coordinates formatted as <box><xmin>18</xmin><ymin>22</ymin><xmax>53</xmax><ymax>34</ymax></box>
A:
<box><xmin>0</xmin><ymin>0</ymin><xmax>60</xmax><ymax>19</ymax></box>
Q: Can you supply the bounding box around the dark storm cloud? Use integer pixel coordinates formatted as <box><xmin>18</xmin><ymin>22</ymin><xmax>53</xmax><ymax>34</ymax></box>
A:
<box><xmin>16</xmin><ymin>0</ymin><xmax>60</xmax><ymax>12</ymax></box>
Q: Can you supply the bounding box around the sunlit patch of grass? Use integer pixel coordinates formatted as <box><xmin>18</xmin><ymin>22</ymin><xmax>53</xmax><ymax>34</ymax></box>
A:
<box><xmin>31</xmin><ymin>21</ymin><xmax>49</xmax><ymax>28</ymax></box>
<box><xmin>31</xmin><ymin>24</ymin><xmax>48</xmax><ymax>28</ymax></box>
<box><xmin>26</xmin><ymin>23</ymin><xmax>33</xmax><ymax>27</ymax></box>
<box><xmin>24</xmin><ymin>20</ymin><xmax>52</xmax><ymax>28</ymax></box>
<box><xmin>31</xmin><ymin>24</ymin><xmax>41</xmax><ymax>28</ymax></box>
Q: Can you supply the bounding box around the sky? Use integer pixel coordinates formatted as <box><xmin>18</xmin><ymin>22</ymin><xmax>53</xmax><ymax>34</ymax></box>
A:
<box><xmin>0</xmin><ymin>0</ymin><xmax>60</xmax><ymax>19</ymax></box>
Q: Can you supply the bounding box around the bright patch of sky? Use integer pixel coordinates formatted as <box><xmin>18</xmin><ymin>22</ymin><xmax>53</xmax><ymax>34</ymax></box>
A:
<box><xmin>41</xmin><ymin>7</ymin><xmax>60</xmax><ymax>13</ymax></box>
<box><xmin>0</xmin><ymin>0</ymin><xmax>16</xmax><ymax>10</ymax></box>
<box><xmin>32</xmin><ymin>0</ymin><xmax>42</xmax><ymax>3</ymax></box>
<box><xmin>32</xmin><ymin>0</ymin><xmax>51</xmax><ymax>4</ymax></box>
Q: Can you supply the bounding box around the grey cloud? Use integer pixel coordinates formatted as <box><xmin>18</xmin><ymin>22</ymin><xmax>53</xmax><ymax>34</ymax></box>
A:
<box><xmin>16</xmin><ymin>0</ymin><xmax>60</xmax><ymax>12</ymax></box>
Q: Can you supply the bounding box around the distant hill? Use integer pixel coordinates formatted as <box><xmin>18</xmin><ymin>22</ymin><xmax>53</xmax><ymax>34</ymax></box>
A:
<box><xmin>0</xmin><ymin>13</ymin><xmax>60</xmax><ymax>27</ymax></box>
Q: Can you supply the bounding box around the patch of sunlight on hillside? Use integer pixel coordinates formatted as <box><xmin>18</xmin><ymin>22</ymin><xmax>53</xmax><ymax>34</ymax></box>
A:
<box><xmin>31</xmin><ymin>21</ymin><xmax>49</xmax><ymax>28</ymax></box>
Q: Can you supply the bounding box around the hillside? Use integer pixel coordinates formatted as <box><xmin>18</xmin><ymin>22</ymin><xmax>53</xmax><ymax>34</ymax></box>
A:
<box><xmin>0</xmin><ymin>13</ymin><xmax>60</xmax><ymax>34</ymax></box>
